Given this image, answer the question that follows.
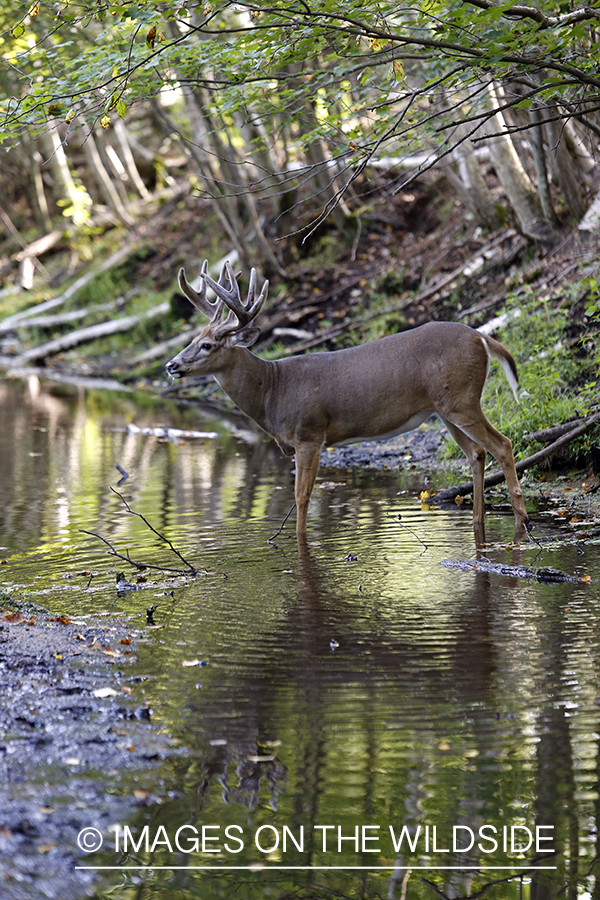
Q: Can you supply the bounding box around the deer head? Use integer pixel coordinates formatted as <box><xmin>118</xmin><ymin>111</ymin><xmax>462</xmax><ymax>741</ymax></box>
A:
<box><xmin>166</xmin><ymin>260</ymin><xmax>269</xmax><ymax>378</ymax></box>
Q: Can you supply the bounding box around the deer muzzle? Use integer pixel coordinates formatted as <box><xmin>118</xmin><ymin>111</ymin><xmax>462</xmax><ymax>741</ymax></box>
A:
<box><xmin>166</xmin><ymin>357</ymin><xmax>184</xmax><ymax>378</ymax></box>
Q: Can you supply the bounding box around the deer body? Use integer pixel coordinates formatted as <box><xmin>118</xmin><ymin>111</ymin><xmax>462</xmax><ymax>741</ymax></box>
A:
<box><xmin>166</xmin><ymin>260</ymin><xmax>529</xmax><ymax>538</ymax></box>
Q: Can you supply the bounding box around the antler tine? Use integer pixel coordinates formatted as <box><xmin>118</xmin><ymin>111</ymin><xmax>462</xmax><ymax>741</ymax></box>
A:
<box><xmin>178</xmin><ymin>261</ymin><xmax>219</xmax><ymax>320</ymax></box>
<box><xmin>202</xmin><ymin>261</ymin><xmax>269</xmax><ymax>331</ymax></box>
<box><xmin>177</xmin><ymin>259</ymin><xmax>234</xmax><ymax>321</ymax></box>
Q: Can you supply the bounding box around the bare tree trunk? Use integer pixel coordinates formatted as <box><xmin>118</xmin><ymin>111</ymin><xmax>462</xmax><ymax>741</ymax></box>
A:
<box><xmin>484</xmin><ymin>84</ymin><xmax>556</xmax><ymax>243</ymax></box>
<box><xmin>529</xmin><ymin>105</ymin><xmax>558</xmax><ymax>225</ymax></box>
<box><xmin>577</xmin><ymin>189</ymin><xmax>600</xmax><ymax>235</ymax></box>
<box><xmin>39</xmin><ymin>121</ymin><xmax>93</xmax><ymax>224</ymax></box>
<box><xmin>450</xmin><ymin>121</ymin><xmax>502</xmax><ymax>228</ymax></box>
<box><xmin>174</xmin><ymin>87</ymin><xmax>284</xmax><ymax>275</ymax></box>
<box><xmin>564</xmin><ymin>119</ymin><xmax>596</xmax><ymax>179</ymax></box>
<box><xmin>302</xmin><ymin>100</ymin><xmax>350</xmax><ymax>232</ymax></box>
<box><xmin>22</xmin><ymin>136</ymin><xmax>52</xmax><ymax>231</ymax></box>
<box><xmin>78</xmin><ymin>121</ymin><xmax>134</xmax><ymax>225</ymax></box>
<box><xmin>113</xmin><ymin>119</ymin><xmax>152</xmax><ymax>200</ymax></box>
<box><xmin>96</xmin><ymin>132</ymin><xmax>131</xmax><ymax>209</ymax></box>
<box><xmin>545</xmin><ymin>111</ymin><xmax>586</xmax><ymax>221</ymax></box>
<box><xmin>178</xmin><ymin>88</ymin><xmax>251</xmax><ymax>269</ymax></box>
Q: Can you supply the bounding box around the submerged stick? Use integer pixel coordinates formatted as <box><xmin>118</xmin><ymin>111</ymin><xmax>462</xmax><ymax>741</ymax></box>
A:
<box><xmin>267</xmin><ymin>503</ymin><xmax>296</xmax><ymax>544</ymax></box>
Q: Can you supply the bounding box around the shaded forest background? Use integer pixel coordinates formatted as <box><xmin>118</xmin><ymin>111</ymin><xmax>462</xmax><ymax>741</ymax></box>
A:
<box><xmin>0</xmin><ymin>0</ymin><xmax>599</xmax><ymax>466</ymax></box>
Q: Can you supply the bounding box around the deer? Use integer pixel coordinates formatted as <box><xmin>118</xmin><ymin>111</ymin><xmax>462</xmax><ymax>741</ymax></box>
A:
<box><xmin>166</xmin><ymin>258</ymin><xmax>529</xmax><ymax>540</ymax></box>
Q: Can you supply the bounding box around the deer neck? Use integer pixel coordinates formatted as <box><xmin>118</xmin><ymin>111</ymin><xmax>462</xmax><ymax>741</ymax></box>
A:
<box><xmin>214</xmin><ymin>348</ymin><xmax>273</xmax><ymax>432</ymax></box>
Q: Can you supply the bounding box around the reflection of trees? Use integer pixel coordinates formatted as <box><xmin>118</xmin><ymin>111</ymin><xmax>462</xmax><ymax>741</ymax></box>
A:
<box><xmin>1</xmin><ymin>381</ymin><xmax>595</xmax><ymax>899</ymax></box>
<box><xmin>531</xmin><ymin>588</ymin><xmax>580</xmax><ymax>900</ymax></box>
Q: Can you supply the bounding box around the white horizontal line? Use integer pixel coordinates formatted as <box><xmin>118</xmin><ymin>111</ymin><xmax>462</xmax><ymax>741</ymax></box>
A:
<box><xmin>75</xmin><ymin>865</ymin><xmax>557</xmax><ymax>871</ymax></box>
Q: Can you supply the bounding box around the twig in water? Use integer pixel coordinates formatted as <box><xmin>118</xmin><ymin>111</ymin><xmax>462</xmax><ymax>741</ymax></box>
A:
<box><xmin>115</xmin><ymin>464</ymin><xmax>129</xmax><ymax>486</ymax></box>
<box><xmin>268</xmin><ymin>503</ymin><xmax>296</xmax><ymax>544</ymax></box>
<box><xmin>80</xmin><ymin>488</ymin><xmax>200</xmax><ymax>576</ymax></box>
<box><xmin>391</xmin><ymin>513</ymin><xmax>429</xmax><ymax>553</ymax></box>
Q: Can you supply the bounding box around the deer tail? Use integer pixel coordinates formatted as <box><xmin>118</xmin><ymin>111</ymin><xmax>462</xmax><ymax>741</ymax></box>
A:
<box><xmin>481</xmin><ymin>335</ymin><xmax>520</xmax><ymax>403</ymax></box>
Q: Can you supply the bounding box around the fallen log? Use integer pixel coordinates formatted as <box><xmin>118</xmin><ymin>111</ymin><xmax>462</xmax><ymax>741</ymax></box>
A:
<box><xmin>0</xmin><ymin>242</ymin><xmax>137</xmax><ymax>334</ymax></box>
<box><xmin>440</xmin><ymin>558</ymin><xmax>590</xmax><ymax>583</ymax></box>
<box><xmin>126</xmin><ymin>423</ymin><xmax>219</xmax><ymax>441</ymax></box>
<box><xmin>523</xmin><ymin>418</ymin><xmax>591</xmax><ymax>443</ymax></box>
<box><xmin>10</xmin><ymin>303</ymin><xmax>116</xmax><ymax>331</ymax></box>
<box><xmin>434</xmin><ymin>411</ymin><xmax>600</xmax><ymax>503</ymax></box>
<box><xmin>12</xmin><ymin>301</ymin><xmax>169</xmax><ymax>365</ymax></box>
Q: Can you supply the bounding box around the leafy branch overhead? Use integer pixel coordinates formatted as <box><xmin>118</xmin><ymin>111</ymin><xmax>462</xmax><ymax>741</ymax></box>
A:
<box><xmin>1</xmin><ymin>0</ymin><xmax>599</xmax><ymax>242</ymax></box>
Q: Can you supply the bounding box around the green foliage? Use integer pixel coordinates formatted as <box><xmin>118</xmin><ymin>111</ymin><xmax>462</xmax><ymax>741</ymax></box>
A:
<box><xmin>67</xmin><ymin>269</ymin><xmax>127</xmax><ymax>309</ymax></box>
<box><xmin>1</xmin><ymin>0</ymin><xmax>598</xmax><ymax>223</ymax></box>
<box><xmin>446</xmin><ymin>285</ymin><xmax>600</xmax><ymax>465</ymax></box>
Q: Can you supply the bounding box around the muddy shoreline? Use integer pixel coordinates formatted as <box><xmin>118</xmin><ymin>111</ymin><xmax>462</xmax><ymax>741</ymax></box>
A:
<box><xmin>0</xmin><ymin>601</ymin><xmax>177</xmax><ymax>900</ymax></box>
<box><xmin>319</xmin><ymin>419</ymin><xmax>449</xmax><ymax>471</ymax></box>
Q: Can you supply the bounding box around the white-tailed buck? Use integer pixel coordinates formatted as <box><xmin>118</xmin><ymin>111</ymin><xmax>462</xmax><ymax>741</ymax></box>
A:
<box><xmin>166</xmin><ymin>259</ymin><xmax>529</xmax><ymax>538</ymax></box>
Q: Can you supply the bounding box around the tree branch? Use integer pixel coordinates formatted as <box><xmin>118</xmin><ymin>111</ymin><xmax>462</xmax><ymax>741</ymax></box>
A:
<box><xmin>80</xmin><ymin>488</ymin><xmax>200</xmax><ymax>577</ymax></box>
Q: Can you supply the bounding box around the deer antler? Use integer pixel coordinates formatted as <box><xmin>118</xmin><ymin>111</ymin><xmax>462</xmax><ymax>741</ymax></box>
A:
<box><xmin>202</xmin><ymin>261</ymin><xmax>268</xmax><ymax>336</ymax></box>
<box><xmin>177</xmin><ymin>260</ymin><xmax>232</xmax><ymax>321</ymax></box>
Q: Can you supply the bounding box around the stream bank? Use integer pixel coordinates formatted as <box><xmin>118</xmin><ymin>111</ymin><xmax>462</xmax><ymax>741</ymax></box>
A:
<box><xmin>0</xmin><ymin>599</ymin><xmax>179</xmax><ymax>900</ymax></box>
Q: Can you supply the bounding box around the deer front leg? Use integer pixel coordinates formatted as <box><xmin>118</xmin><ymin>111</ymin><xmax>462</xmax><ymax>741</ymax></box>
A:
<box><xmin>294</xmin><ymin>442</ymin><xmax>323</xmax><ymax>535</ymax></box>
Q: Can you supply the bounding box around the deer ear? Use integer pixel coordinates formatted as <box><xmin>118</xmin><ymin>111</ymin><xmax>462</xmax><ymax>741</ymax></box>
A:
<box><xmin>229</xmin><ymin>326</ymin><xmax>261</xmax><ymax>348</ymax></box>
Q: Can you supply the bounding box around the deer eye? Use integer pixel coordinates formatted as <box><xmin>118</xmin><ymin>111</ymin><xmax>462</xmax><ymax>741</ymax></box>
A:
<box><xmin>200</xmin><ymin>342</ymin><xmax>213</xmax><ymax>351</ymax></box>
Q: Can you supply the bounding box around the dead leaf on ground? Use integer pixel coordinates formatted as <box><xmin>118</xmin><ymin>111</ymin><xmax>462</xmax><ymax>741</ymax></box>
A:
<box><xmin>3</xmin><ymin>611</ymin><xmax>36</xmax><ymax>625</ymax></box>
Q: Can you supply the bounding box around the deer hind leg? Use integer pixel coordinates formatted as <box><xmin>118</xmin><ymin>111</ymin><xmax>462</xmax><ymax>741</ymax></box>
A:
<box><xmin>440</xmin><ymin>417</ymin><xmax>487</xmax><ymax>524</ymax></box>
<box><xmin>294</xmin><ymin>442</ymin><xmax>323</xmax><ymax>535</ymax></box>
<box><xmin>443</xmin><ymin>409</ymin><xmax>528</xmax><ymax>535</ymax></box>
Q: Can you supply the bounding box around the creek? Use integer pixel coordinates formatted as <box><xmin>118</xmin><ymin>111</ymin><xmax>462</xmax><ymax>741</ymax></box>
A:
<box><xmin>1</xmin><ymin>377</ymin><xmax>599</xmax><ymax>900</ymax></box>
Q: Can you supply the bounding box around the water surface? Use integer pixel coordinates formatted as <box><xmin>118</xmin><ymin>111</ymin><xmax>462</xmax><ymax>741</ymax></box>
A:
<box><xmin>1</xmin><ymin>378</ymin><xmax>599</xmax><ymax>899</ymax></box>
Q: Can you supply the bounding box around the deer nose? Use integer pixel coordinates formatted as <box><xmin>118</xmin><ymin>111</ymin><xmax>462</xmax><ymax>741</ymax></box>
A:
<box><xmin>166</xmin><ymin>359</ymin><xmax>181</xmax><ymax>377</ymax></box>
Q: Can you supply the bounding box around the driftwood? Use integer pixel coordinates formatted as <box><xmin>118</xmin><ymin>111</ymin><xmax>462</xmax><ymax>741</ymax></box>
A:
<box><xmin>14</xmin><ymin>230</ymin><xmax>63</xmax><ymax>262</ymax></box>
<box><xmin>12</xmin><ymin>301</ymin><xmax>169</xmax><ymax>365</ymax></box>
<box><xmin>126</xmin><ymin>423</ymin><xmax>219</xmax><ymax>441</ymax></box>
<box><xmin>416</xmin><ymin>230</ymin><xmax>523</xmax><ymax>304</ymax></box>
<box><xmin>435</xmin><ymin>411</ymin><xmax>600</xmax><ymax>503</ymax></box>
